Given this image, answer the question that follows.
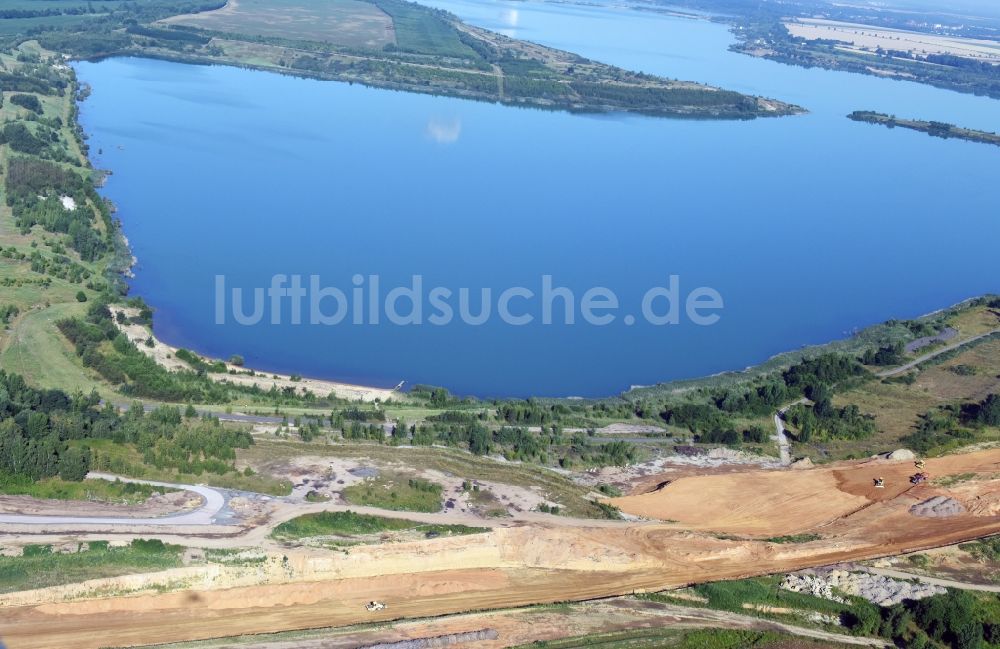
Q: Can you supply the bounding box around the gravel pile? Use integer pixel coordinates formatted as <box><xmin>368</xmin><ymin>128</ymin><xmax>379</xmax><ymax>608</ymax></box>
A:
<box><xmin>910</xmin><ymin>496</ymin><xmax>966</xmax><ymax>518</ymax></box>
<box><xmin>782</xmin><ymin>570</ymin><xmax>945</xmax><ymax>606</ymax></box>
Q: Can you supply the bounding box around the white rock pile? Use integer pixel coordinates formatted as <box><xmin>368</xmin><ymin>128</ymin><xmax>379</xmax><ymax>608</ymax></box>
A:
<box><xmin>782</xmin><ymin>569</ymin><xmax>945</xmax><ymax>607</ymax></box>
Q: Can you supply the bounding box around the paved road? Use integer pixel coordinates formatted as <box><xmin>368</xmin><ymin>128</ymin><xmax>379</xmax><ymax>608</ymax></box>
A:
<box><xmin>866</xmin><ymin>567</ymin><xmax>1000</xmax><ymax>593</ymax></box>
<box><xmin>0</xmin><ymin>473</ymin><xmax>225</xmax><ymax>526</ymax></box>
<box><xmin>877</xmin><ymin>329</ymin><xmax>1000</xmax><ymax>379</ymax></box>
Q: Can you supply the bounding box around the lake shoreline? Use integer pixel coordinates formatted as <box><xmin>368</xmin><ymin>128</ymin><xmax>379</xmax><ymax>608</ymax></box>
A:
<box><xmin>74</xmin><ymin>0</ymin><xmax>998</xmax><ymax>398</ymax></box>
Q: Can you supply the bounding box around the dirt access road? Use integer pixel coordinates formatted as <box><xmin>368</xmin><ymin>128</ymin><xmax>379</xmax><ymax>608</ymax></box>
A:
<box><xmin>878</xmin><ymin>329</ymin><xmax>1000</xmax><ymax>379</ymax></box>
<box><xmin>2</xmin><ymin>449</ymin><xmax>998</xmax><ymax>649</ymax></box>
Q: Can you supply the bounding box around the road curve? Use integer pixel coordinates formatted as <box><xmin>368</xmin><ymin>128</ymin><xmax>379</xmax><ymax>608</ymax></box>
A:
<box><xmin>0</xmin><ymin>473</ymin><xmax>225</xmax><ymax>526</ymax></box>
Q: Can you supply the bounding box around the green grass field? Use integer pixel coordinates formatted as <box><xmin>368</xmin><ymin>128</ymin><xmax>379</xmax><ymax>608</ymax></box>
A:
<box><xmin>161</xmin><ymin>0</ymin><xmax>396</xmax><ymax>49</ymax></box>
<box><xmin>370</xmin><ymin>0</ymin><xmax>475</xmax><ymax>58</ymax></box>
<box><xmin>0</xmin><ymin>302</ymin><xmax>118</xmax><ymax>396</ymax></box>
<box><xmin>342</xmin><ymin>473</ymin><xmax>443</xmax><ymax>513</ymax></box>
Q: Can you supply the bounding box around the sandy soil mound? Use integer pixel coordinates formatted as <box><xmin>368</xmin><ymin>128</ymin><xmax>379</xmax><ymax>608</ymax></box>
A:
<box><xmin>950</xmin><ymin>479</ymin><xmax>1000</xmax><ymax>516</ymax></box>
<box><xmin>910</xmin><ymin>496</ymin><xmax>966</xmax><ymax>518</ymax></box>
<box><xmin>609</xmin><ymin>468</ymin><xmax>867</xmax><ymax>536</ymax></box>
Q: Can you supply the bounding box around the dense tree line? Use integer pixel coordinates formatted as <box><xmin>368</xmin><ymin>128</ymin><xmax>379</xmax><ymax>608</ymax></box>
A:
<box><xmin>570</xmin><ymin>81</ymin><xmax>760</xmax><ymax>116</ymax></box>
<box><xmin>698</xmin><ymin>426</ymin><xmax>768</xmax><ymax>446</ymax></box>
<box><xmin>861</xmin><ymin>342</ymin><xmax>905</xmax><ymax>366</ymax></box>
<box><xmin>711</xmin><ymin>354</ymin><xmax>870</xmax><ymax>418</ymax></box>
<box><xmin>9</xmin><ymin>93</ymin><xmax>43</xmax><ymax>113</ymax></box>
<box><xmin>0</xmin><ymin>71</ymin><xmax>63</xmax><ymax>95</ymax></box>
<box><xmin>0</xmin><ymin>123</ymin><xmax>50</xmax><ymax>156</ymax></box>
<box><xmin>847</xmin><ymin>588</ymin><xmax>999</xmax><ymax>649</ymax></box>
<box><xmin>126</xmin><ymin>24</ymin><xmax>211</xmax><ymax>45</ymax></box>
<box><xmin>785</xmin><ymin>400</ymin><xmax>876</xmax><ymax>443</ymax></box>
<box><xmin>0</xmin><ymin>372</ymin><xmax>96</xmax><ymax>482</ymax></box>
<box><xmin>0</xmin><ymin>370</ymin><xmax>254</xmax><ymax>485</ymax></box>
<box><xmin>962</xmin><ymin>394</ymin><xmax>1000</xmax><ymax>427</ymax></box>
<box><xmin>390</xmin><ymin>419</ymin><xmax>636</xmax><ymax>468</ymax></box>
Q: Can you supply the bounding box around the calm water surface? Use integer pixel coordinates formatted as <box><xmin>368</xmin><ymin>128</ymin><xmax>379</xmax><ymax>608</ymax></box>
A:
<box><xmin>75</xmin><ymin>0</ymin><xmax>1000</xmax><ymax>397</ymax></box>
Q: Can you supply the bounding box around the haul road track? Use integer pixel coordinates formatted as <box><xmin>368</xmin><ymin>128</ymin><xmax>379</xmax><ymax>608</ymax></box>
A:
<box><xmin>1</xmin><ymin>450</ymin><xmax>999</xmax><ymax>649</ymax></box>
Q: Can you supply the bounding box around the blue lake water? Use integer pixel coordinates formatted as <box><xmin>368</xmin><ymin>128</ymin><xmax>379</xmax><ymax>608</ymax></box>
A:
<box><xmin>74</xmin><ymin>0</ymin><xmax>1000</xmax><ymax>398</ymax></box>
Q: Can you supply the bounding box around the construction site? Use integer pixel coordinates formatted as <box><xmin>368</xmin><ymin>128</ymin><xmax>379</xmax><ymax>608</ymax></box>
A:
<box><xmin>1</xmin><ymin>443</ymin><xmax>998</xmax><ymax>648</ymax></box>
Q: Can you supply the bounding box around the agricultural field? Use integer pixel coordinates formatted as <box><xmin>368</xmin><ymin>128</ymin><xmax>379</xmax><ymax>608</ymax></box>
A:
<box><xmin>785</xmin><ymin>18</ymin><xmax>1000</xmax><ymax>64</ymax></box>
<box><xmin>161</xmin><ymin>0</ymin><xmax>396</xmax><ymax>49</ymax></box>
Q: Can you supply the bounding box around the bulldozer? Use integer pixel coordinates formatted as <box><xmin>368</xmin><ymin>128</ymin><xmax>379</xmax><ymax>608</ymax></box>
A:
<box><xmin>910</xmin><ymin>472</ymin><xmax>929</xmax><ymax>485</ymax></box>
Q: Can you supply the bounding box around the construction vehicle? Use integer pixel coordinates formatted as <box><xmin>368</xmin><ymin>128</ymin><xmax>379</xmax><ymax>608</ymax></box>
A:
<box><xmin>915</xmin><ymin>460</ymin><xmax>926</xmax><ymax>470</ymax></box>
<box><xmin>874</xmin><ymin>477</ymin><xmax>885</xmax><ymax>489</ymax></box>
<box><xmin>910</xmin><ymin>472</ymin><xmax>929</xmax><ymax>485</ymax></box>
<box><xmin>366</xmin><ymin>601</ymin><xmax>386</xmax><ymax>612</ymax></box>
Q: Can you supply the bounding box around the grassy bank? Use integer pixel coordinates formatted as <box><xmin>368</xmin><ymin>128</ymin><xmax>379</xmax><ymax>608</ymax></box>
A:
<box><xmin>0</xmin><ymin>539</ymin><xmax>183</xmax><ymax>594</ymax></box>
<box><xmin>0</xmin><ymin>473</ymin><xmax>173</xmax><ymax>503</ymax></box>
<box><xmin>271</xmin><ymin>510</ymin><xmax>486</xmax><ymax>541</ymax></box>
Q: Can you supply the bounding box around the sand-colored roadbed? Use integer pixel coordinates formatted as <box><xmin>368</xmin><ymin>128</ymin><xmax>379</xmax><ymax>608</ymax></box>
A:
<box><xmin>3</xmin><ymin>450</ymin><xmax>999</xmax><ymax>649</ymax></box>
